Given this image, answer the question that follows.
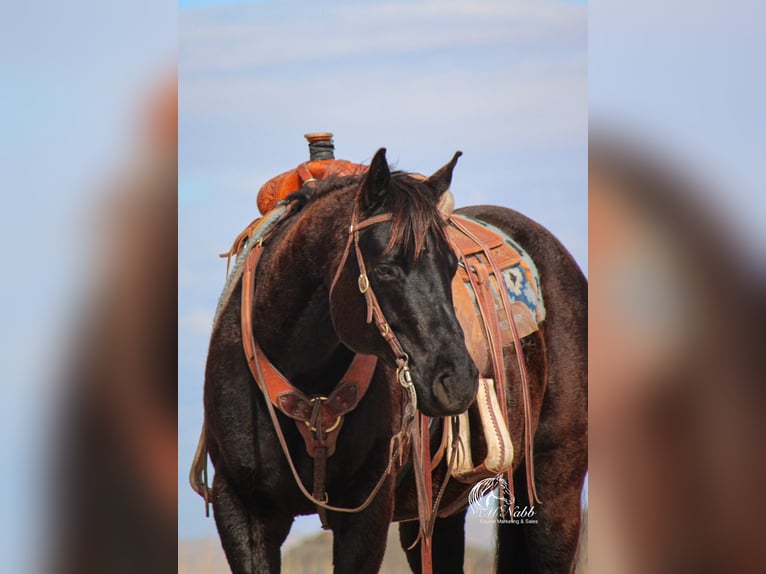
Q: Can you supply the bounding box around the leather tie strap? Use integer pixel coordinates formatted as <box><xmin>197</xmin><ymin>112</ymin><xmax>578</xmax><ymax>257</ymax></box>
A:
<box><xmin>296</xmin><ymin>162</ymin><xmax>319</xmax><ymax>187</ymax></box>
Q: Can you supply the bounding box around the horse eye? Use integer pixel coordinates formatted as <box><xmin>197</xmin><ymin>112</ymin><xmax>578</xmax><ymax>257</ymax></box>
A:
<box><xmin>374</xmin><ymin>264</ymin><xmax>399</xmax><ymax>280</ymax></box>
<box><xmin>447</xmin><ymin>251</ymin><xmax>459</xmax><ymax>273</ymax></box>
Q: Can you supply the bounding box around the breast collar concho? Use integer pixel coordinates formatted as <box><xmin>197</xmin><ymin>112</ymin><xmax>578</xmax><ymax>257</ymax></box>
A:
<box><xmin>240</xmin><ymin>207</ymin><xmax>420</xmax><ymax>532</ymax></box>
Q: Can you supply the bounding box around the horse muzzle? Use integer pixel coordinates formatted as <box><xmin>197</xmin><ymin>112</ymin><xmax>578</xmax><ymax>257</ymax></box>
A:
<box><xmin>416</xmin><ymin>360</ymin><xmax>479</xmax><ymax>417</ymax></box>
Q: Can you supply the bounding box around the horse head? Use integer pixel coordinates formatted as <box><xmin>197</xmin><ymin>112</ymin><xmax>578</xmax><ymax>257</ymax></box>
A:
<box><xmin>329</xmin><ymin>148</ymin><xmax>478</xmax><ymax>416</ymax></box>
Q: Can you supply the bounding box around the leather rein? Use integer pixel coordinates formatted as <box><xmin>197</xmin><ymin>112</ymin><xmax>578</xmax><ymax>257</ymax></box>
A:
<box><xmin>329</xmin><ymin>210</ymin><xmax>447</xmax><ymax>567</ymax></box>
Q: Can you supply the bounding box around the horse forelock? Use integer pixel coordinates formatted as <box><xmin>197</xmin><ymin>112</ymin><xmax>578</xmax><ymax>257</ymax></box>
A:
<box><xmin>384</xmin><ymin>173</ymin><xmax>447</xmax><ymax>261</ymax></box>
<box><xmin>290</xmin><ymin>172</ymin><xmax>447</xmax><ymax>261</ymax></box>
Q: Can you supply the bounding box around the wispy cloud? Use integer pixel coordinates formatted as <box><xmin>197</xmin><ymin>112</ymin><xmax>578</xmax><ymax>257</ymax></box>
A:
<box><xmin>180</xmin><ymin>0</ymin><xmax>586</xmax><ymax>180</ymax></box>
<box><xmin>181</xmin><ymin>1</ymin><xmax>584</xmax><ymax>73</ymax></box>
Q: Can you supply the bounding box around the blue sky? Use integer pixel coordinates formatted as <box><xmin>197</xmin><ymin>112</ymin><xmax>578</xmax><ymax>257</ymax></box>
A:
<box><xmin>179</xmin><ymin>0</ymin><xmax>587</xmax><ymax>8</ymax></box>
<box><xmin>179</xmin><ymin>0</ymin><xmax>266</xmax><ymax>7</ymax></box>
<box><xmin>179</xmin><ymin>0</ymin><xmax>587</xmax><ymax>542</ymax></box>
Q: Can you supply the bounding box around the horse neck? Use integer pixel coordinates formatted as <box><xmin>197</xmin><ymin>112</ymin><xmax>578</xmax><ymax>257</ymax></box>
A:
<box><xmin>252</xmin><ymin>197</ymin><xmax>353</xmax><ymax>393</ymax></box>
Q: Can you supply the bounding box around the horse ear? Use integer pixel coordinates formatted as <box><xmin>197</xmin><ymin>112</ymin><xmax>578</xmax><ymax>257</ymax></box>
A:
<box><xmin>360</xmin><ymin>148</ymin><xmax>391</xmax><ymax>212</ymax></box>
<box><xmin>425</xmin><ymin>151</ymin><xmax>462</xmax><ymax>198</ymax></box>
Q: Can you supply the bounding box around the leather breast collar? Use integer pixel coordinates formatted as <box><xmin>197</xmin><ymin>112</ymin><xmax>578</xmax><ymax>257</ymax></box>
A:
<box><xmin>241</xmin><ymin>240</ymin><xmax>379</xmax><ymax>459</ymax></box>
<box><xmin>252</xmin><ymin>338</ymin><xmax>377</xmax><ymax>457</ymax></box>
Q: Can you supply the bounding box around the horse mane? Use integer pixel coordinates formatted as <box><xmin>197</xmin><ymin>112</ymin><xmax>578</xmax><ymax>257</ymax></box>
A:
<box><xmin>286</xmin><ymin>171</ymin><xmax>446</xmax><ymax>260</ymax></box>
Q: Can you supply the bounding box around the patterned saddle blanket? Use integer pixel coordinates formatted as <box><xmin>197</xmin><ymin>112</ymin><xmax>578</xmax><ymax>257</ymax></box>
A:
<box><xmin>448</xmin><ymin>214</ymin><xmax>545</xmax><ymax>376</ymax></box>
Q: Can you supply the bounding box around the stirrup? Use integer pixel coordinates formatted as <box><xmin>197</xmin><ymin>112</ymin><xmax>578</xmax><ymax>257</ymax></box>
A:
<box><xmin>446</xmin><ymin>378</ymin><xmax>514</xmax><ymax>483</ymax></box>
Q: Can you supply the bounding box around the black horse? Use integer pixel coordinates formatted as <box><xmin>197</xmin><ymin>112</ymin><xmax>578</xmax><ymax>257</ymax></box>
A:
<box><xmin>203</xmin><ymin>148</ymin><xmax>587</xmax><ymax>573</ymax></box>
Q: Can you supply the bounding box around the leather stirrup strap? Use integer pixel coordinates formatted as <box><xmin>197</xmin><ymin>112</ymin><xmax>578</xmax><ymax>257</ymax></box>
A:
<box><xmin>483</xmin><ymin>243</ymin><xmax>541</xmax><ymax>505</ymax></box>
<box><xmin>446</xmin><ymin>227</ymin><xmax>512</xmax><ymax>483</ymax></box>
<box><xmin>449</xmin><ymin>216</ymin><xmax>540</xmax><ymax>506</ymax></box>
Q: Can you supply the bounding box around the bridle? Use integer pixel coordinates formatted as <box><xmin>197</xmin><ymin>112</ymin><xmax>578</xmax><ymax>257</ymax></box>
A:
<box><xmin>329</xmin><ymin>209</ymin><xmax>416</xmax><ymax>394</ymax></box>
<box><xmin>327</xmin><ymin>207</ymin><xmax>452</xmax><ymax>571</ymax></box>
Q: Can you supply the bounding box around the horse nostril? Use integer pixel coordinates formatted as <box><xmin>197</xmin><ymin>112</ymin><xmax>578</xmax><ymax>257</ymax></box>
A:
<box><xmin>432</xmin><ymin>370</ymin><xmax>476</xmax><ymax>413</ymax></box>
<box><xmin>433</xmin><ymin>372</ymin><xmax>454</xmax><ymax>407</ymax></box>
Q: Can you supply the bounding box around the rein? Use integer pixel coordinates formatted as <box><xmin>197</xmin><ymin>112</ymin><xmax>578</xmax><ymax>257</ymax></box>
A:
<box><xmin>329</xmin><ymin>209</ymin><xmax>442</xmax><ymax>572</ymax></box>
